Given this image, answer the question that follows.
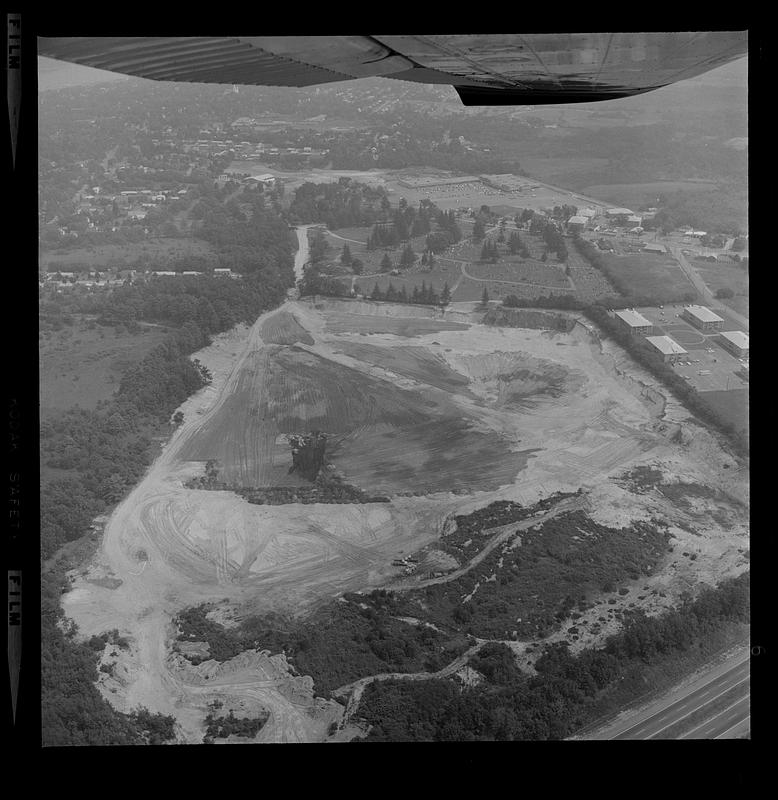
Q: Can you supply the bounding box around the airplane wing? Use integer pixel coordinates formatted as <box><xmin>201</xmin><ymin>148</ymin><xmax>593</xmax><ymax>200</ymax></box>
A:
<box><xmin>37</xmin><ymin>33</ymin><xmax>747</xmax><ymax>105</ymax></box>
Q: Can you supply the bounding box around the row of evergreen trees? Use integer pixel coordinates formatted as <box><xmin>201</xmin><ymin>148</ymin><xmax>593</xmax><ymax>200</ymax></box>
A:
<box><xmin>366</xmin><ymin>280</ymin><xmax>451</xmax><ymax>306</ymax></box>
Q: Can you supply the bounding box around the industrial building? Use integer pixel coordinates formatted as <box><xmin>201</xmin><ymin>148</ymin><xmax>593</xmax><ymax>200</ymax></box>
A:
<box><xmin>645</xmin><ymin>335</ymin><xmax>688</xmax><ymax>363</ymax></box>
<box><xmin>567</xmin><ymin>215</ymin><xmax>588</xmax><ymax>232</ymax></box>
<box><xmin>614</xmin><ymin>309</ymin><xmax>653</xmax><ymax>336</ymax></box>
<box><xmin>605</xmin><ymin>207</ymin><xmax>634</xmax><ymax>222</ymax></box>
<box><xmin>243</xmin><ymin>173</ymin><xmax>277</xmax><ymax>187</ymax></box>
<box><xmin>682</xmin><ymin>305</ymin><xmax>725</xmax><ymax>331</ymax></box>
<box><xmin>719</xmin><ymin>330</ymin><xmax>749</xmax><ymax>358</ymax></box>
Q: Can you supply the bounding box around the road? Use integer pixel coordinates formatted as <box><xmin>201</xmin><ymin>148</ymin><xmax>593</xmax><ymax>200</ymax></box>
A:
<box><xmin>667</xmin><ymin>244</ymin><xmax>749</xmax><ymax>331</ymax></box>
<box><xmin>332</xmin><ymin>641</ymin><xmax>486</xmax><ymax>728</ymax></box>
<box><xmin>293</xmin><ymin>224</ymin><xmax>314</xmax><ymax>284</ymax></box>
<box><xmin>582</xmin><ymin>648</ymin><xmax>750</xmax><ymax>740</ymax></box>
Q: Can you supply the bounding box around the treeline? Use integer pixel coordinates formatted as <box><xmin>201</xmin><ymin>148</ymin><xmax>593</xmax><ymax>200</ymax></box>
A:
<box><xmin>356</xmin><ymin>572</ymin><xmax>749</xmax><ymax>741</ymax></box>
<box><xmin>288</xmin><ymin>179</ymin><xmax>389</xmax><ymax>228</ymax></box>
<box><xmin>241</xmin><ymin>475</ymin><xmax>391</xmax><ymax>506</ymax></box>
<box><xmin>367</xmin><ymin>281</ymin><xmax>451</xmax><ymax>306</ymax></box>
<box><xmin>366</xmin><ymin>202</ymin><xmax>461</xmax><ymax>256</ymax></box>
<box><xmin>643</xmin><ymin>189</ymin><xmax>748</xmax><ymax>236</ymax></box>
<box><xmin>529</xmin><ymin>215</ymin><xmax>569</xmax><ymax>262</ymax></box>
<box><xmin>40</xmin><ymin>275</ymin><xmax>288</xmax><ymax>337</ymax></box>
<box><xmin>500</xmin><ymin>293</ymin><xmax>748</xmax><ymax>454</ymax></box>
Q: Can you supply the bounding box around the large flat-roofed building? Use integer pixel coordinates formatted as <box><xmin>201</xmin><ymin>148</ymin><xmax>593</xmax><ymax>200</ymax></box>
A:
<box><xmin>643</xmin><ymin>243</ymin><xmax>666</xmax><ymax>254</ymax></box>
<box><xmin>605</xmin><ymin>207</ymin><xmax>634</xmax><ymax>218</ymax></box>
<box><xmin>567</xmin><ymin>215</ymin><xmax>588</xmax><ymax>232</ymax></box>
<box><xmin>614</xmin><ymin>309</ymin><xmax>653</xmax><ymax>336</ymax></box>
<box><xmin>682</xmin><ymin>305</ymin><xmax>725</xmax><ymax>331</ymax></box>
<box><xmin>719</xmin><ymin>330</ymin><xmax>749</xmax><ymax>358</ymax></box>
<box><xmin>645</xmin><ymin>335</ymin><xmax>688</xmax><ymax>363</ymax></box>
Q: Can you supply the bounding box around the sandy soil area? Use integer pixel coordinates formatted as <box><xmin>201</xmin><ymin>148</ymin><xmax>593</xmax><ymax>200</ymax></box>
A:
<box><xmin>61</xmin><ymin>297</ymin><xmax>748</xmax><ymax>742</ymax></box>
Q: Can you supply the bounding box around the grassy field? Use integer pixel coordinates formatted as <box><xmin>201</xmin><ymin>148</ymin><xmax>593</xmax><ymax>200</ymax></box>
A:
<box><xmin>519</xmin><ymin>155</ymin><xmax>611</xmax><ymax>186</ymax></box>
<box><xmin>581</xmin><ymin>181</ymin><xmax>720</xmax><ymax>209</ymax></box>
<box><xmin>40</xmin><ymin>237</ymin><xmax>217</xmax><ymax>271</ymax></box>
<box><xmin>692</xmin><ymin>260</ymin><xmax>749</xmax><ymax>317</ymax></box>
<box><xmin>465</xmin><ymin>260</ymin><xmax>570</xmax><ymax>288</ymax></box>
<box><xmin>352</xmin><ymin>262</ymin><xmax>462</xmax><ymax>298</ymax></box>
<box><xmin>39</xmin><ymin>319</ymin><xmax>171</xmax><ymax>419</ymax></box>
<box><xmin>319</xmin><ymin>229</ymin><xmax>431</xmax><ymax>277</ymax></box>
<box><xmin>600</xmin><ymin>252</ymin><xmax>696</xmax><ymax>299</ymax></box>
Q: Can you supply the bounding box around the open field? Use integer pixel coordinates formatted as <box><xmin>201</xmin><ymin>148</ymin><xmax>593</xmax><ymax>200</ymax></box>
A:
<box><xmin>39</xmin><ymin>319</ymin><xmax>170</xmax><ymax>420</ymax></box>
<box><xmin>41</xmin><ymin>237</ymin><xmax>217</xmax><ymax>271</ymax></box>
<box><xmin>598</xmin><ymin>252</ymin><xmax>697</xmax><ymax>299</ymax></box>
<box><xmin>691</xmin><ymin>260</ymin><xmax>749</xmax><ymax>317</ymax></box>
<box><xmin>59</xmin><ymin>297</ymin><xmax>748</xmax><ymax>742</ymax></box>
<box><xmin>353</xmin><ymin>263</ymin><xmax>468</xmax><ymax>298</ymax></box>
<box><xmin>518</xmin><ymin>156</ymin><xmax>611</xmax><ymax>186</ymax></box>
<box><xmin>581</xmin><ymin>181</ymin><xmax>720</xmax><ymax>208</ymax></box>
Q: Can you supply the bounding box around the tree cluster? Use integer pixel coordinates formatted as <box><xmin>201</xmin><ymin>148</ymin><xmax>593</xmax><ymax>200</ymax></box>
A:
<box><xmin>357</xmin><ymin>572</ymin><xmax>749</xmax><ymax>741</ymax></box>
<box><xmin>369</xmin><ymin>280</ymin><xmax>451</xmax><ymax>306</ymax></box>
<box><xmin>288</xmin><ymin>179</ymin><xmax>388</xmax><ymax>228</ymax></box>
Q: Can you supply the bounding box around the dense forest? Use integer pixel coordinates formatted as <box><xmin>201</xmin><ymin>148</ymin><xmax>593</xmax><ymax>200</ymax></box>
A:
<box><xmin>288</xmin><ymin>179</ymin><xmax>390</xmax><ymax>228</ymax></box>
<box><xmin>356</xmin><ymin>571</ymin><xmax>749</xmax><ymax>741</ymax></box>
<box><xmin>174</xmin><ymin>599</ymin><xmax>472</xmax><ymax>697</ymax></box>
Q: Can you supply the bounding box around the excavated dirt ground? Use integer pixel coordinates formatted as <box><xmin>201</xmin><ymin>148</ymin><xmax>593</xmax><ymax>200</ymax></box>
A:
<box><xmin>61</xmin><ymin>297</ymin><xmax>748</xmax><ymax>743</ymax></box>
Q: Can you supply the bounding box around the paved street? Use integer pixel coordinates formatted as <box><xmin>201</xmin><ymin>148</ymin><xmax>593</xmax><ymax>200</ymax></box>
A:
<box><xmin>583</xmin><ymin>649</ymin><xmax>750</xmax><ymax>740</ymax></box>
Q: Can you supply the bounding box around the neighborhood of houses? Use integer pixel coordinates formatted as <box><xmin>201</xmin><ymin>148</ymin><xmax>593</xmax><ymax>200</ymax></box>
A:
<box><xmin>41</xmin><ymin>266</ymin><xmax>238</xmax><ymax>290</ymax></box>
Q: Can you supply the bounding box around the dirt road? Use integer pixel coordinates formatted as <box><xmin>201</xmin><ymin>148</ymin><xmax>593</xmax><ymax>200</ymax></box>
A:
<box><xmin>392</xmin><ymin>494</ymin><xmax>587</xmax><ymax>591</ymax></box>
<box><xmin>332</xmin><ymin>640</ymin><xmax>487</xmax><ymax>728</ymax></box>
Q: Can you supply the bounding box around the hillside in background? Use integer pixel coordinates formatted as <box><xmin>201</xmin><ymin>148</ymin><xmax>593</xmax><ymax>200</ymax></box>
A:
<box><xmin>38</xmin><ymin>56</ymin><xmax>127</xmax><ymax>91</ymax></box>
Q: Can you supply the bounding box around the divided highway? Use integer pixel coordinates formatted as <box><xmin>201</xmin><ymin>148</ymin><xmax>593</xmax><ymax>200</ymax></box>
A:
<box><xmin>583</xmin><ymin>648</ymin><xmax>750</xmax><ymax>740</ymax></box>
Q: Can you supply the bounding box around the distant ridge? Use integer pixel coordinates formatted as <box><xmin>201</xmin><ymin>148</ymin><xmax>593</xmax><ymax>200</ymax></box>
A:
<box><xmin>38</xmin><ymin>56</ymin><xmax>127</xmax><ymax>92</ymax></box>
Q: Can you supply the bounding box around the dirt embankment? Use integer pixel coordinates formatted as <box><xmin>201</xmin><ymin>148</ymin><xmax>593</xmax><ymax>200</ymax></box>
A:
<box><xmin>481</xmin><ymin>306</ymin><xmax>577</xmax><ymax>332</ymax></box>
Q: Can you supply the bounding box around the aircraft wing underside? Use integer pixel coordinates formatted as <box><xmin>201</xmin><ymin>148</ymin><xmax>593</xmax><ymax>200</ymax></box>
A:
<box><xmin>37</xmin><ymin>33</ymin><xmax>748</xmax><ymax>105</ymax></box>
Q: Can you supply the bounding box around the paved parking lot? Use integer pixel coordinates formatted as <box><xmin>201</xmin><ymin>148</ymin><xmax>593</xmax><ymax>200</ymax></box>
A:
<box><xmin>633</xmin><ymin>306</ymin><xmax>749</xmax><ymax>392</ymax></box>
